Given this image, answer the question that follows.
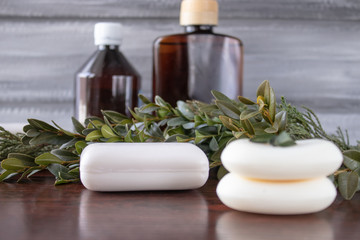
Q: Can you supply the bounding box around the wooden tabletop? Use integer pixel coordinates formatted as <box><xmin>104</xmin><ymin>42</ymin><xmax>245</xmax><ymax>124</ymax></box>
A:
<box><xmin>0</xmin><ymin>175</ymin><xmax>359</xmax><ymax>240</ymax></box>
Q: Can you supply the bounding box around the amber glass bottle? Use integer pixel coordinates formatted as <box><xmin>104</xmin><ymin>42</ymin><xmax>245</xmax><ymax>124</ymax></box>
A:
<box><xmin>75</xmin><ymin>23</ymin><xmax>140</xmax><ymax>123</ymax></box>
<box><xmin>152</xmin><ymin>0</ymin><xmax>243</xmax><ymax>106</ymax></box>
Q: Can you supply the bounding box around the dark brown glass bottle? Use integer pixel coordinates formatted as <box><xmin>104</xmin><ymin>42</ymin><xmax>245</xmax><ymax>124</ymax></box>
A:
<box><xmin>75</xmin><ymin>23</ymin><xmax>140</xmax><ymax>123</ymax></box>
<box><xmin>152</xmin><ymin>0</ymin><xmax>243</xmax><ymax>106</ymax></box>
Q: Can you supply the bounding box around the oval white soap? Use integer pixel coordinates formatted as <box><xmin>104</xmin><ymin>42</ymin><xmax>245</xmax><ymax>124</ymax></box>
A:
<box><xmin>221</xmin><ymin>139</ymin><xmax>342</xmax><ymax>180</ymax></box>
<box><xmin>80</xmin><ymin>143</ymin><xmax>209</xmax><ymax>191</ymax></box>
<box><xmin>216</xmin><ymin>173</ymin><xmax>336</xmax><ymax>215</ymax></box>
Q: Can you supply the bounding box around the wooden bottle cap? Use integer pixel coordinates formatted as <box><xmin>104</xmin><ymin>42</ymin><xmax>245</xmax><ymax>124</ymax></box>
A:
<box><xmin>180</xmin><ymin>0</ymin><xmax>218</xmax><ymax>26</ymax></box>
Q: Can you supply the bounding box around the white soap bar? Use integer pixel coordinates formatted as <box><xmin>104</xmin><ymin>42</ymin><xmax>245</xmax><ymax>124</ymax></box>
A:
<box><xmin>221</xmin><ymin>139</ymin><xmax>342</xmax><ymax>180</ymax></box>
<box><xmin>216</xmin><ymin>173</ymin><xmax>336</xmax><ymax>215</ymax></box>
<box><xmin>80</xmin><ymin>143</ymin><xmax>209</xmax><ymax>191</ymax></box>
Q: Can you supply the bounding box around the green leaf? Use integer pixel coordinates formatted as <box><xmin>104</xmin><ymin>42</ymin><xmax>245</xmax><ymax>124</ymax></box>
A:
<box><xmin>263</xmin><ymin>81</ymin><xmax>271</xmax><ymax>104</ymax></box>
<box><xmin>177</xmin><ymin>101</ymin><xmax>195</xmax><ymax>120</ymax></box>
<box><xmin>194</xmin><ymin>115</ymin><xmax>204</xmax><ymax>127</ymax></box>
<box><xmin>257</xmin><ymin>97</ymin><xmax>266</xmax><ymax>112</ymax></box>
<box><xmin>54</xmin><ymin>178</ymin><xmax>80</xmax><ymax>185</ymax></box>
<box><xmin>264</xmin><ymin>125</ymin><xmax>279</xmax><ymax>134</ymax></box>
<box><xmin>250</xmin><ymin>133</ymin><xmax>274</xmax><ymax>143</ymax></box>
<box><xmin>165</xmin><ymin>134</ymin><xmax>190</xmax><ymax>142</ymax></box>
<box><xmin>238</xmin><ymin>96</ymin><xmax>256</xmax><ymax>105</ymax></box>
<box><xmin>106</xmin><ymin>137</ymin><xmax>123</xmax><ymax>142</ymax></box>
<box><xmin>103</xmin><ymin>115</ymin><xmax>112</xmax><ymax>128</ymax></box>
<box><xmin>271</xmin><ymin>131</ymin><xmax>296</xmax><ymax>147</ymax></box>
<box><xmin>87</xmin><ymin>120</ymin><xmax>104</xmax><ymax>129</ymax></box>
<box><xmin>26</xmin><ymin>129</ymin><xmax>40</xmax><ymax>137</ymax></box>
<box><xmin>275</xmin><ymin>111</ymin><xmax>287</xmax><ymax>132</ymax></box>
<box><xmin>241</xmin><ymin>119</ymin><xmax>255</xmax><ymax>136</ymax></box>
<box><xmin>148</xmin><ymin>123</ymin><xmax>164</xmax><ymax>140</ymax></box>
<box><xmin>139</xmin><ymin>131</ymin><xmax>147</xmax><ymax>142</ymax></box>
<box><xmin>72</xmin><ymin>117</ymin><xmax>85</xmax><ymax>134</ymax></box>
<box><xmin>35</xmin><ymin>153</ymin><xmax>63</xmax><ymax>166</ymax></box>
<box><xmin>128</xmin><ymin>108</ymin><xmax>144</xmax><ymax>122</ymax></box>
<box><xmin>52</xmin><ymin>121</ymin><xmax>75</xmax><ymax>137</ymax></box>
<box><xmin>75</xmin><ymin>141</ymin><xmax>87</xmax><ymax>155</ymax></box>
<box><xmin>85</xmin><ymin>130</ymin><xmax>103</xmax><ymax>141</ymax></box>
<box><xmin>82</xmin><ymin>128</ymin><xmax>97</xmax><ymax>136</ymax></box>
<box><xmin>167</xmin><ymin>117</ymin><xmax>188</xmax><ymax>127</ymax></box>
<box><xmin>28</xmin><ymin>119</ymin><xmax>58</xmax><ymax>131</ymax></box>
<box><xmin>158</xmin><ymin>108</ymin><xmax>170</xmax><ymax>118</ymax></box>
<box><xmin>211</xmin><ymin>90</ymin><xmax>233</xmax><ymax>103</ymax></box>
<box><xmin>7</xmin><ymin>153</ymin><xmax>34</xmax><ymax>163</ymax></box>
<box><xmin>215</xmin><ymin>100</ymin><xmax>241</xmax><ymax>120</ymax></box>
<box><xmin>138</xmin><ymin>103</ymin><xmax>160</xmax><ymax>114</ymax></box>
<box><xmin>155</xmin><ymin>96</ymin><xmax>170</xmax><ymax>108</ymax></box>
<box><xmin>113</xmin><ymin>125</ymin><xmax>128</xmax><ymax>137</ymax></box>
<box><xmin>232</xmin><ymin>131</ymin><xmax>246</xmax><ymax>139</ymax></box>
<box><xmin>209</xmin><ymin>137</ymin><xmax>219</xmax><ymax>151</ymax></box>
<box><xmin>0</xmin><ymin>170</ymin><xmax>18</xmax><ymax>182</ymax></box>
<box><xmin>47</xmin><ymin>164</ymin><xmax>79</xmax><ymax>181</ymax></box>
<box><xmin>197</xmin><ymin>126</ymin><xmax>219</xmax><ymax>135</ymax></box>
<box><xmin>29</xmin><ymin>132</ymin><xmax>71</xmax><ymax>145</ymax></box>
<box><xmin>256</xmin><ymin>80</ymin><xmax>270</xmax><ymax>97</ymax></box>
<box><xmin>60</xmin><ymin>138</ymin><xmax>80</xmax><ymax>149</ymax></box>
<box><xmin>182</xmin><ymin>122</ymin><xmax>195</xmax><ymax>129</ymax></box>
<box><xmin>101</xmin><ymin>110</ymin><xmax>129</xmax><ymax>124</ymax></box>
<box><xmin>101</xmin><ymin>125</ymin><xmax>117</xmax><ymax>138</ymax></box>
<box><xmin>338</xmin><ymin>171</ymin><xmax>359</xmax><ymax>200</ymax></box>
<box><xmin>268</xmin><ymin>87</ymin><xmax>276</xmax><ymax>122</ymax></box>
<box><xmin>139</xmin><ymin>94</ymin><xmax>151</xmax><ymax>104</ymax></box>
<box><xmin>1</xmin><ymin>158</ymin><xmax>36</xmax><ymax>170</ymax></box>
<box><xmin>51</xmin><ymin>149</ymin><xmax>79</xmax><ymax>161</ymax></box>
<box><xmin>217</xmin><ymin>166</ymin><xmax>228</xmax><ymax>180</ymax></box>
<box><xmin>23</xmin><ymin>124</ymin><xmax>34</xmax><ymax>133</ymax></box>
<box><xmin>69</xmin><ymin>167</ymin><xmax>80</xmax><ymax>176</ymax></box>
<box><xmin>195</xmin><ymin>130</ymin><xmax>212</xmax><ymax>144</ymax></box>
<box><xmin>175</xmin><ymin>136</ymin><xmax>191</xmax><ymax>143</ymax></box>
<box><xmin>21</xmin><ymin>135</ymin><xmax>32</xmax><ymax>145</ymax></box>
<box><xmin>17</xmin><ymin>166</ymin><xmax>43</xmax><ymax>182</ymax></box>
<box><xmin>124</xmin><ymin>130</ymin><xmax>133</xmax><ymax>142</ymax></box>
<box><xmin>210</xmin><ymin>145</ymin><xmax>226</xmax><ymax>162</ymax></box>
<box><xmin>204</xmin><ymin>114</ymin><xmax>216</xmax><ymax>126</ymax></box>
<box><xmin>240</xmin><ymin>109</ymin><xmax>260</xmax><ymax>120</ymax></box>
<box><xmin>219</xmin><ymin>116</ymin><xmax>239</xmax><ymax>132</ymax></box>
<box><xmin>343</xmin><ymin>157</ymin><xmax>360</xmax><ymax>171</ymax></box>
<box><xmin>85</xmin><ymin>117</ymin><xmax>104</xmax><ymax>126</ymax></box>
<box><xmin>343</xmin><ymin>150</ymin><xmax>360</xmax><ymax>163</ymax></box>
<box><xmin>158</xmin><ymin>119</ymin><xmax>169</xmax><ymax>127</ymax></box>
<box><xmin>199</xmin><ymin>104</ymin><xmax>218</xmax><ymax>115</ymax></box>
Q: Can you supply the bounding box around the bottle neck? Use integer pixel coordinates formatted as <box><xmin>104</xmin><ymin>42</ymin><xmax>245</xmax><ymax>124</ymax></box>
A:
<box><xmin>184</xmin><ymin>25</ymin><xmax>214</xmax><ymax>33</ymax></box>
<box><xmin>97</xmin><ymin>45</ymin><xmax>120</xmax><ymax>51</ymax></box>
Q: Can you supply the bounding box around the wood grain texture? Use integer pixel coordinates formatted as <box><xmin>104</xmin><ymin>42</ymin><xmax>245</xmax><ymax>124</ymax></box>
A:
<box><xmin>1</xmin><ymin>17</ymin><xmax>359</xmax><ymax>141</ymax></box>
<box><xmin>0</xmin><ymin>175</ymin><xmax>359</xmax><ymax>240</ymax></box>
<box><xmin>0</xmin><ymin>0</ymin><xmax>360</xmax><ymax>21</ymax></box>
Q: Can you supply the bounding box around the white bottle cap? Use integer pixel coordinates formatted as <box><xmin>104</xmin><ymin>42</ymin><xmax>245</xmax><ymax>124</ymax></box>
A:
<box><xmin>94</xmin><ymin>22</ymin><xmax>122</xmax><ymax>46</ymax></box>
<box><xmin>180</xmin><ymin>0</ymin><xmax>218</xmax><ymax>26</ymax></box>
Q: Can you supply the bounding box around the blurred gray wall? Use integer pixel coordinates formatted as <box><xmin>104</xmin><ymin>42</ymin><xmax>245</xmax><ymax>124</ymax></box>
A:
<box><xmin>0</xmin><ymin>0</ymin><xmax>359</xmax><ymax>143</ymax></box>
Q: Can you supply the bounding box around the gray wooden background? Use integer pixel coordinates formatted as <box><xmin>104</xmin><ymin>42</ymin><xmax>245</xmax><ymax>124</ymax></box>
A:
<box><xmin>0</xmin><ymin>0</ymin><xmax>359</xmax><ymax>143</ymax></box>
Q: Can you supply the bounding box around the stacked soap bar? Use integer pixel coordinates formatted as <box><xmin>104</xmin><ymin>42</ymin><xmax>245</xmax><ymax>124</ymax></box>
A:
<box><xmin>216</xmin><ymin>139</ymin><xmax>343</xmax><ymax>215</ymax></box>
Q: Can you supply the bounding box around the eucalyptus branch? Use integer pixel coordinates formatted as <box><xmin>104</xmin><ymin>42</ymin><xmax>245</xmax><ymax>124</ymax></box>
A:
<box><xmin>0</xmin><ymin>80</ymin><xmax>359</xmax><ymax>200</ymax></box>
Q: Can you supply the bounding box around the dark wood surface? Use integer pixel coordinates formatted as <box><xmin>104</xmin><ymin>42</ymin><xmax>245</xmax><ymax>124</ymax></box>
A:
<box><xmin>0</xmin><ymin>175</ymin><xmax>359</xmax><ymax>240</ymax></box>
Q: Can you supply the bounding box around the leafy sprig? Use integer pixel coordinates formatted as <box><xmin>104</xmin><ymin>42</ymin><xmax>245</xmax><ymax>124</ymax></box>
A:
<box><xmin>279</xmin><ymin>97</ymin><xmax>360</xmax><ymax>199</ymax></box>
<box><xmin>0</xmin><ymin>80</ymin><xmax>359</xmax><ymax>200</ymax></box>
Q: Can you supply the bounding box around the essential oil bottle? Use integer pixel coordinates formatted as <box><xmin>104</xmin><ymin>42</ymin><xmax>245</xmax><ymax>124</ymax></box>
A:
<box><xmin>75</xmin><ymin>22</ymin><xmax>140</xmax><ymax>123</ymax></box>
<box><xmin>152</xmin><ymin>0</ymin><xmax>243</xmax><ymax>106</ymax></box>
